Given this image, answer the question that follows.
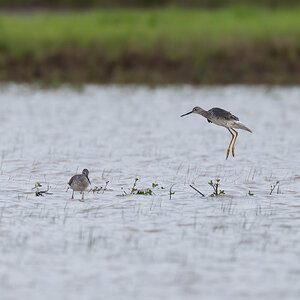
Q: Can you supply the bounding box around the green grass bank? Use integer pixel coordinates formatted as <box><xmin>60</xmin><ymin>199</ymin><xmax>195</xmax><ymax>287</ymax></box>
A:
<box><xmin>0</xmin><ymin>6</ymin><xmax>300</xmax><ymax>85</ymax></box>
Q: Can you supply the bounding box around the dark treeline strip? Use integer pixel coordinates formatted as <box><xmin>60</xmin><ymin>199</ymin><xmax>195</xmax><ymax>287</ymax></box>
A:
<box><xmin>0</xmin><ymin>0</ymin><xmax>299</xmax><ymax>9</ymax></box>
<box><xmin>1</xmin><ymin>44</ymin><xmax>299</xmax><ymax>86</ymax></box>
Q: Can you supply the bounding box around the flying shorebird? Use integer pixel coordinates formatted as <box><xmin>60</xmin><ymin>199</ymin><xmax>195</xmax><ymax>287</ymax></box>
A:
<box><xmin>181</xmin><ymin>106</ymin><xmax>252</xmax><ymax>159</ymax></box>
<box><xmin>68</xmin><ymin>169</ymin><xmax>91</xmax><ymax>200</ymax></box>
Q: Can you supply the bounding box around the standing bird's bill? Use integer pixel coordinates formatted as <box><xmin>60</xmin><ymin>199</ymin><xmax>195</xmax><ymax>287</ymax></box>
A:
<box><xmin>180</xmin><ymin>111</ymin><xmax>193</xmax><ymax>117</ymax></box>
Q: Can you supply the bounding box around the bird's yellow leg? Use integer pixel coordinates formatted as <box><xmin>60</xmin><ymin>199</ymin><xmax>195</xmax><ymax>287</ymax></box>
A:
<box><xmin>72</xmin><ymin>191</ymin><xmax>74</xmax><ymax>199</ymax></box>
<box><xmin>226</xmin><ymin>128</ymin><xmax>235</xmax><ymax>160</ymax></box>
<box><xmin>231</xmin><ymin>129</ymin><xmax>238</xmax><ymax>157</ymax></box>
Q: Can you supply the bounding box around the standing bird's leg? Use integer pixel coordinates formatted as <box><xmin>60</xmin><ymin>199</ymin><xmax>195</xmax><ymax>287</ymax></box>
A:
<box><xmin>72</xmin><ymin>191</ymin><xmax>74</xmax><ymax>199</ymax></box>
<box><xmin>231</xmin><ymin>129</ymin><xmax>238</xmax><ymax>157</ymax></box>
<box><xmin>82</xmin><ymin>192</ymin><xmax>84</xmax><ymax>201</ymax></box>
<box><xmin>226</xmin><ymin>128</ymin><xmax>235</xmax><ymax>160</ymax></box>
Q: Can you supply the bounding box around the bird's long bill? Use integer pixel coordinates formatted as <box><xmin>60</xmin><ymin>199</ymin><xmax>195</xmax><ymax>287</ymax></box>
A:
<box><xmin>180</xmin><ymin>111</ymin><xmax>193</xmax><ymax>117</ymax></box>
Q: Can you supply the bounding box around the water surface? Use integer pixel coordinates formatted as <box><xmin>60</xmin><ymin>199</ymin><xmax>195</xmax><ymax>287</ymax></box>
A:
<box><xmin>0</xmin><ymin>85</ymin><xmax>299</xmax><ymax>300</ymax></box>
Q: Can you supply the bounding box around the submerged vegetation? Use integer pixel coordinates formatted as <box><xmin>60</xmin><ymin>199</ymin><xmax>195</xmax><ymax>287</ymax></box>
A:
<box><xmin>90</xmin><ymin>181</ymin><xmax>109</xmax><ymax>194</ymax></box>
<box><xmin>0</xmin><ymin>6</ymin><xmax>300</xmax><ymax>85</ymax></box>
<box><xmin>32</xmin><ymin>182</ymin><xmax>52</xmax><ymax>196</ymax></box>
<box><xmin>270</xmin><ymin>181</ymin><xmax>280</xmax><ymax>195</ymax></box>
<box><xmin>208</xmin><ymin>179</ymin><xmax>225</xmax><ymax>197</ymax></box>
<box><xmin>119</xmin><ymin>178</ymin><xmax>166</xmax><ymax>196</ymax></box>
<box><xmin>30</xmin><ymin>177</ymin><xmax>283</xmax><ymax>200</ymax></box>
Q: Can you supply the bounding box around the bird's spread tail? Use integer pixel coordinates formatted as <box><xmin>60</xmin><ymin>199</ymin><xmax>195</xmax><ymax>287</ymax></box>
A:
<box><xmin>233</xmin><ymin>122</ymin><xmax>252</xmax><ymax>133</ymax></box>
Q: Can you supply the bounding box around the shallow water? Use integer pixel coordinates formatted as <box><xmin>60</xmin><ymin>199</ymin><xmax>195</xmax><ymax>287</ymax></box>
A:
<box><xmin>0</xmin><ymin>84</ymin><xmax>300</xmax><ymax>300</ymax></box>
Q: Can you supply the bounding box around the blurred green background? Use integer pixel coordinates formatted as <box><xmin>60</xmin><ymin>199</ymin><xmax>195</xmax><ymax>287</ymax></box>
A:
<box><xmin>0</xmin><ymin>0</ymin><xmax>299</xmax><ymax>85</ymax></box>
<box><xmin>1</xmin><ymin>0</ymin><xmax>299</xmax><ymax>8</ymax></box>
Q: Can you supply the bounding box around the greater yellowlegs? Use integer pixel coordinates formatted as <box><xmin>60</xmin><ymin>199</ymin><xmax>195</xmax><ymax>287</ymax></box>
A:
<box><xmin>68</xmin><ymin>169</ymin><xmax>91</xmax><ymax>200</ymax></box>
<box><xmin>181</xmin><ymin>106</ymin><xmax>252</xmax><ymax>159</ymax></box>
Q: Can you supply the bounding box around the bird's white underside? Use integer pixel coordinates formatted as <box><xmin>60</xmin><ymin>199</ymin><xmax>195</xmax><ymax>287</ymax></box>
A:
<box><xmin>211</xmin><ymin>119</ymin><xmax>252</xmax><ymax>132</ymax></box>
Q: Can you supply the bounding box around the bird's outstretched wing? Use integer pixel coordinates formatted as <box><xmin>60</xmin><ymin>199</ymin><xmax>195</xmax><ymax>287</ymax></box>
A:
<box><xmin>209</xmin><ymin>107</ymin><xmax>239</xmax><ymax>121</ymax></box>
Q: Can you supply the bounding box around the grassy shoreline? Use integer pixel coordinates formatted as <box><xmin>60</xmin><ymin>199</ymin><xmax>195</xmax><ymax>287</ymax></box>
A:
<box><xmin>0</xmin><ymin>7</ymin><xmax>300</xmax><ymax>85</ymax></box>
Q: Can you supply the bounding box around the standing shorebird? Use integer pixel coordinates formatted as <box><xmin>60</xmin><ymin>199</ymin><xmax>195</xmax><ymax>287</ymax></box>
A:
<box><xmin>68</xmin><ymin>169</ymin><xmax>91</xmax><ymax>200</ymax></box>
<box><xmin>181</xmin><ymin>106</ymin><xmax>252</xmax><ymax>159</ymax></box>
